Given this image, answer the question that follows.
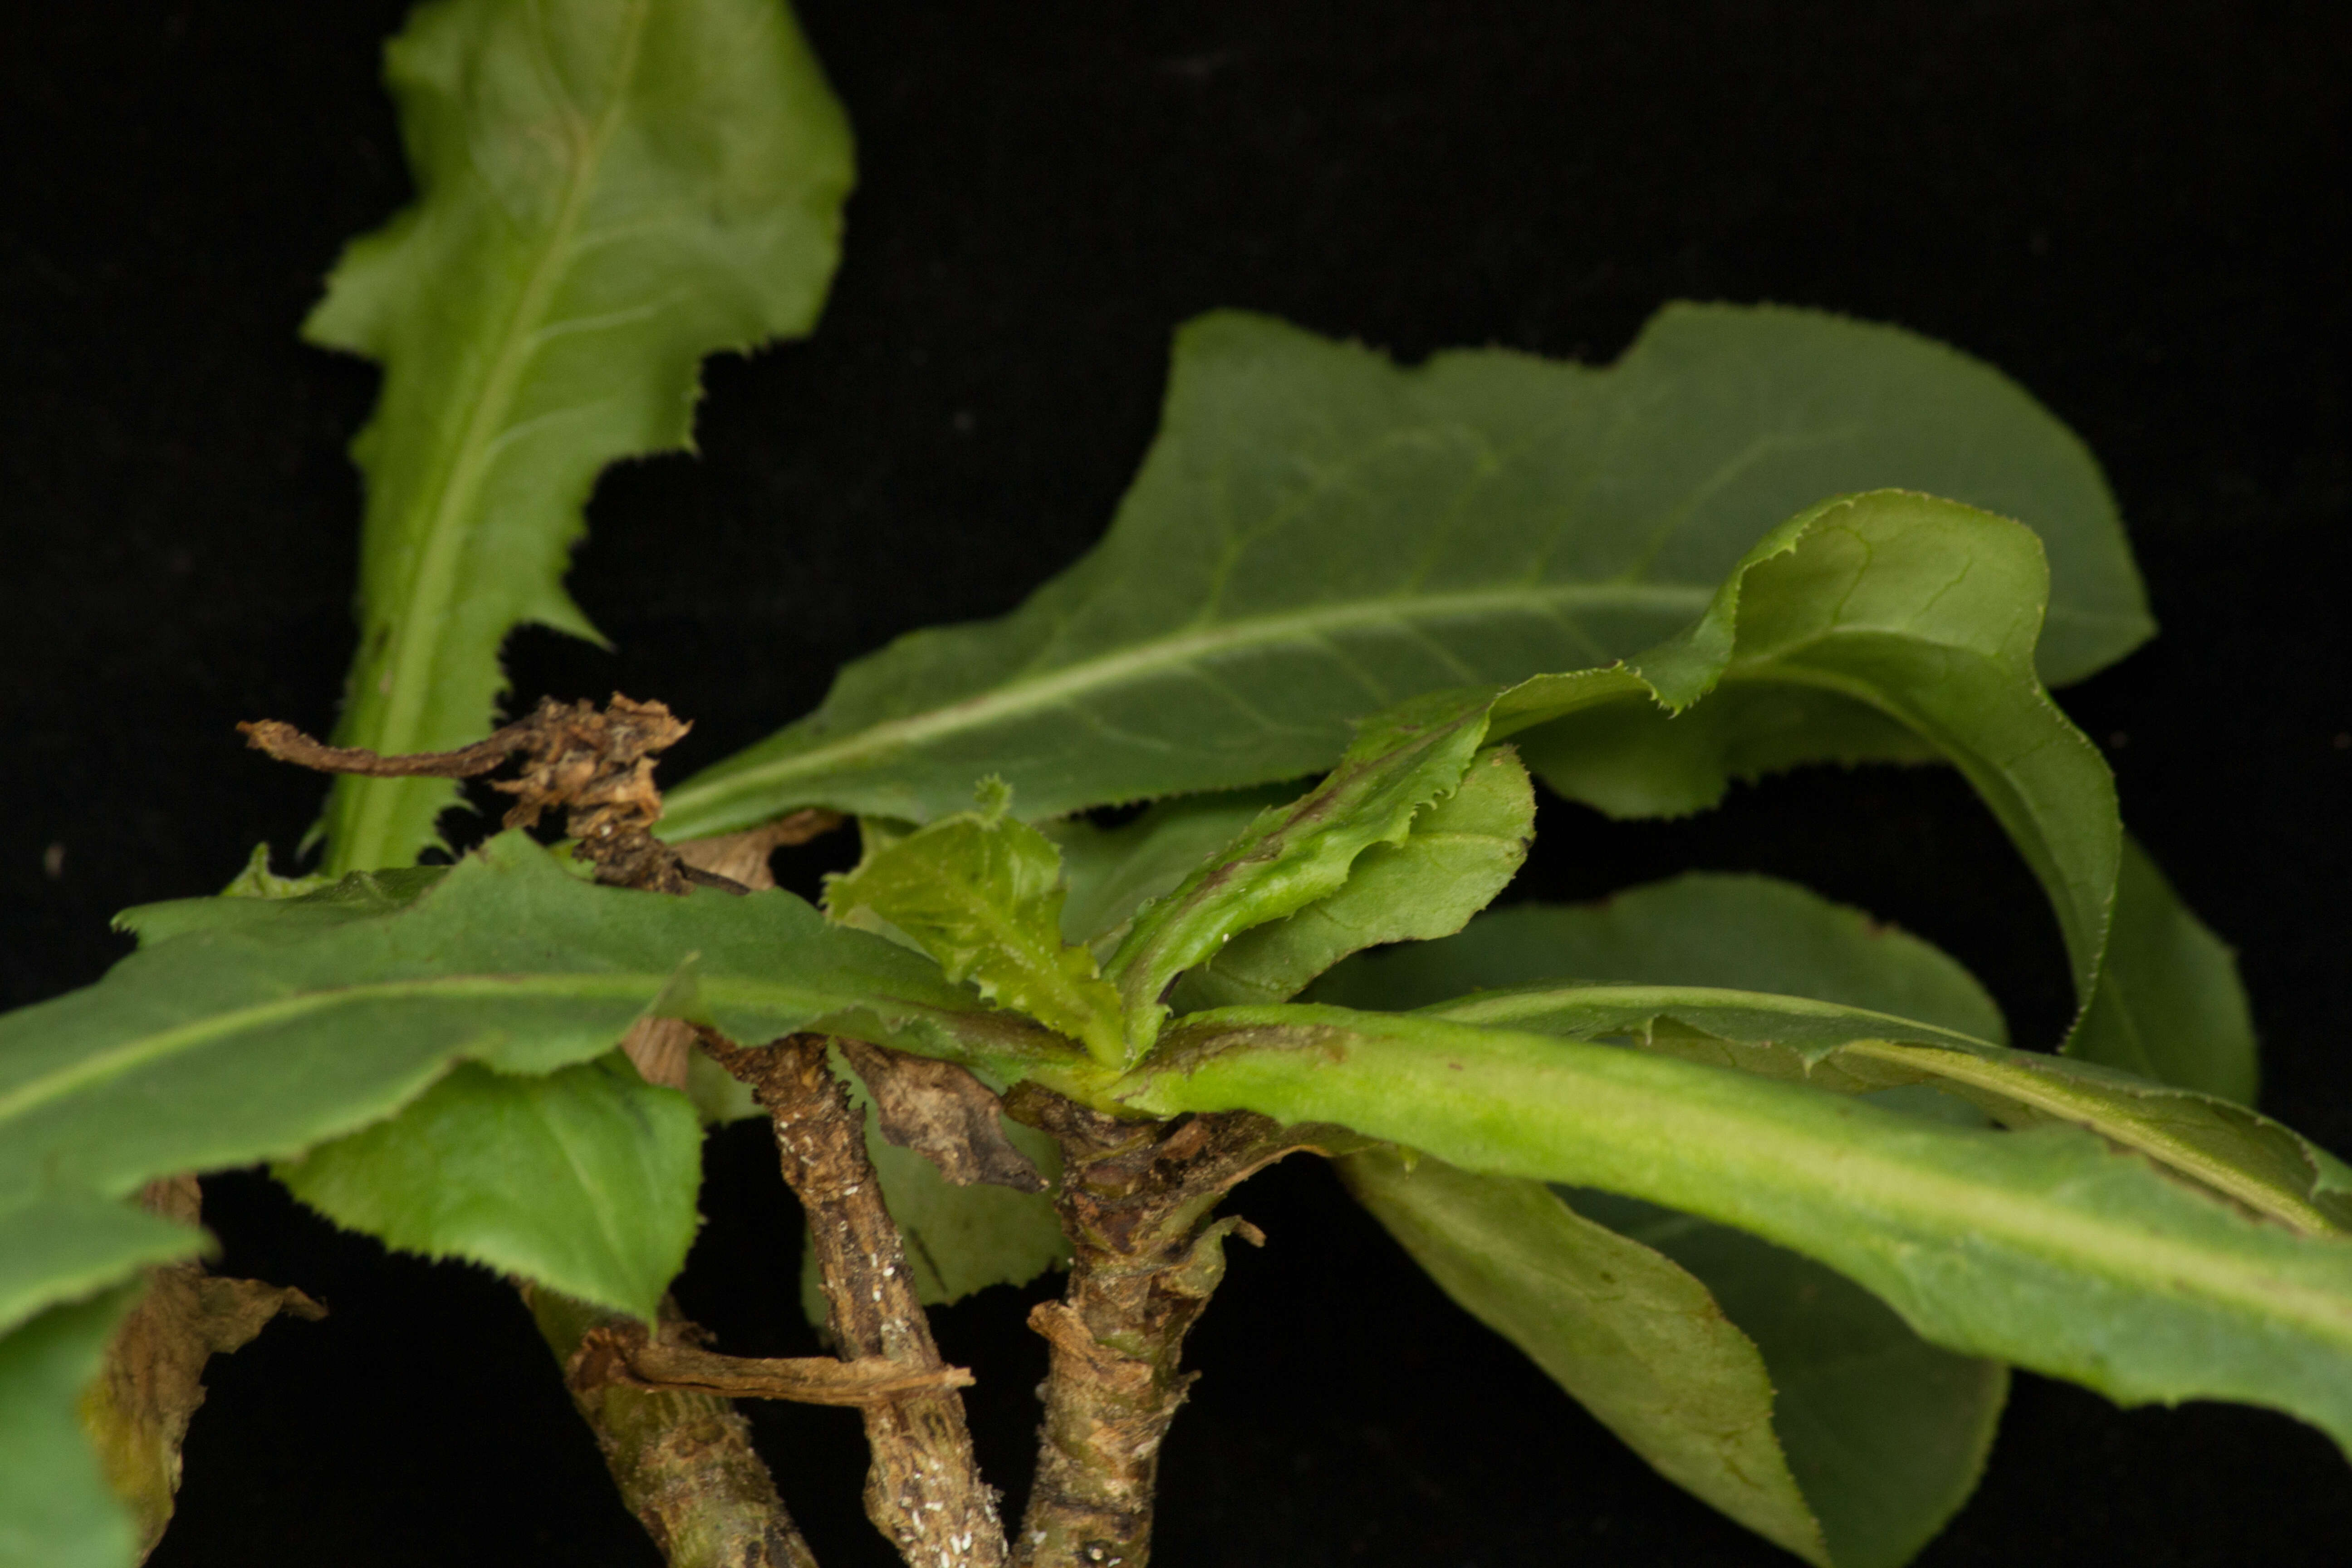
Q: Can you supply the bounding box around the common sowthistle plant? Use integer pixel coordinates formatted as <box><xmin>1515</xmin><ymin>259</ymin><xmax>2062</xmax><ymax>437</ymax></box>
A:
<box><xmin>5</xmin><ymin>5</ymin><xmax>2345</xmax><ymax>1568</ymax></box>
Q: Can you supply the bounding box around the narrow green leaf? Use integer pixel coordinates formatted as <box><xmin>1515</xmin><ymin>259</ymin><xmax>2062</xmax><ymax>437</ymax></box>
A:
<box><xmin>311</xmin><ymin>0</ymin><xmax>853</xmax><ymax>871</ymax></box>
<box><xmin>1421</xmin><ymin>984</ymin><xmax>2347</xmax><ymax>1236</ymax></box>
<box><xmin>824</xmin><ymin>794</ymin><xmax>1127</xmax><ymax>1063</ymax></box>
<box><xmin>277</xmin><ymin>1055</ymin><xmax>702</xmax><ymax>1321</ymax></box>
<box><xmin>662</xmin><ymin>304</ymin><xmax>2147</xmax><ymax>837</ymax></box>
<box><xmin>1171</xmin><ymin>746</ymin><xmax>1534</xmax><ymax>1010</ymax></box>
<box><xmin>1103</xmin><ymin>690</ymin><xmax>1497</xmax><ymax>1058</ymax></box>
<box><xmin>2070</xmin><ymin>833</ymin><xmax>2259</xmax><ymax>1102</ymax></box>
<box><xmin>0</xmin><ymin>1284</ymin><xmax>142</xmax><ymax>1568</ymax></box>
<box><xmin>1306</xmin><ymin>871</ymin><xmax>2007</xmax><ymax>1044</ymax></box>
<box><xmin>1575</xmin><ymin>1190</ymin><xmax>2006</xmax><ymax>1568</ymax></box>
<box><xmin>1339</xmin><ymin>1148</ymin><xmax>1828</xmax><ymax>1566</ymax></box>
<box><xmin>1042</xmin><ymin>785</ymin><xmax>1297</xmax><ymax>955</ymax></box>
<box><xmin>1123</xmin><ymin>1006</ymin><xmax>2352</xmax><ymax>1454</ymax></box>
<box><xmin>1314</xmin><ymin>873</ymin><xmax>2008</xmax><ymax>1567</ymax></box>
<box><xmin>0</xmin><ymin>831</ymin><xmax>1060</xmax><ymax>1335</ymax></box>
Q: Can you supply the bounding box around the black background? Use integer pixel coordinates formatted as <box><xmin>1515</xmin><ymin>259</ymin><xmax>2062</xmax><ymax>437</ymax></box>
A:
<box><xmin>5</xmin><ymin>2</ymin><xmax>2350</xmax><ymax>1564</ymax></box>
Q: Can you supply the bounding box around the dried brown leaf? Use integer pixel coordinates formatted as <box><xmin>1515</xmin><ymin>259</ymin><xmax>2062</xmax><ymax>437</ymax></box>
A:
<box><xmin>839</xmin><ymin>1038</ymin><xmax>1048</xmax><ymax>1193</ymax></box>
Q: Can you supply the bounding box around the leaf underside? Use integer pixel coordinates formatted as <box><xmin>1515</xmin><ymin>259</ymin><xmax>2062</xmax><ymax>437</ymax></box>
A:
<box><xmin>1340</xmin><ymin>1149</ymin><xmax>1832</xmax><ymax>1566</ymax></box>
<box><xmin>1321</xmin><ymin>875</ymin><xmax>2016</xmax><ymax>1566</ymax></box>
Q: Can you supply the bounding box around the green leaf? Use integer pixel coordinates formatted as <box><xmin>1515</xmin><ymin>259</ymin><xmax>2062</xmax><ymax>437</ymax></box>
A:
<box><xmin>1496</xmin><ymin>490</ymin><xmax>2119</xmax><ymax>1031</ymax></box>
<box><xmin>1421</xmin><ymin>984</ymin><xmax>2347</xmax><ymax>1236</ymax></box>
<box><xmin>1575</xmin><ymin>1190</ymin><xmax>2006</xmax><ymax>1568</ymax></box>
<box><xmin>1338</xmin><ymin>1148</ymin><xmax>1829</xmax><ymax>1566</ymax></box>
<box><xmin>661</xmin><ymin>304</ymin><xmax>2147</xmax><ymax>836</ymax></box>
<box><xmin>0</xmin><ymin>1284</ymin><xmax>141</xmax><ymax>1568</ymax></box>
<box><xmin>310</xmin><ymin>0</ymin><xmax>853</xmax><ymax>872</ymax></box>
<box><xmin>0</xmin><ymin>1198</ymin><xmax>202</xmax><ymax>1347</ymax></box>
<box><xmin>1042</xmin><ymin>785</ymin><xmax>1298</xmax><ymax>955</ymax></box>
<box><xmin>1103</xmin><ymin>691</ymin><xmax>1498</xmax><ymax>1059</ymax></box>
<box><xmin>2070</xmin><ymin>833</ymin><xmax>2259</xmax><ymax>1102</ymax></box>
<box><xmin>824</xmin><ymin>795</ymin><xmax>1127</xmax><ymax>1063</ymax></box>
<box><xmin>1123</xmin><ymin>1005</ymin><xmax>2352</xmax><ymax>1454</ymax></box>
<box><xmin>1307</xmin><ymin>871</ymin><xmax>2007</xmax><ymax>1044</ymax></box>
<box><xmin>1316</xmin><ymin>873</ymin><xmax>2008</xmax><ymax>1567</ymax></box>
<box><xmin>1170</xmin><ymin>745</ymin><xmax>1534</xmax><ymax>1011</ymax></box>
<box><xmin>0</xmin><ymin>831</ymin><xmax>1058</xmax><ymax>1336</ymax></box>
<box><xmin>1106</xmin><ymin>489</ymin><xmax>2115</xmax><ymax>1063</ymax></box>
<box><xmin>277</xmin><ymin>1055</ymin><xmax>701</xmax><ymax>1321</ymax></box>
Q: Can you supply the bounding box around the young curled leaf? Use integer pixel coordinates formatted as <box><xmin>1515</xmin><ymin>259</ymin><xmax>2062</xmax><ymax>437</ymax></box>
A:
<box><xmin>1170</xmin><ymin>745</ymin><xmax>1534</xmax><ymax>1011</ymax></box>
<box><xmin>824</xmin><ymin>796</ymin><xmax>1127</xmax><ymax>1063</ymax></box>
<box><xmin>1104</xmin><ymin>689</ymin><xmax>1499</xmax><ymax>1058</ymax></box>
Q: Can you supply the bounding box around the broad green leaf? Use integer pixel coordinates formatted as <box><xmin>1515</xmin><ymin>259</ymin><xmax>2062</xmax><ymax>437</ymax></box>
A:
<box><xmin>0</xmin><ymin>831</ymin><xmax>1060</xmax><ymax>1337</ymax></box>
<box><xmin>1421</xmin><ymin>984</ymin><xmax>2349</xmax><ymax>1235</ymax></box>
<box><xmin>1122</xmin><ymin>1006</ymin><xmax>2352</xmax><ymax>1455</ymax></box>
<box><xmin>797</xmin><ymin>1049</ymin><xmax>1067</xmax><ymax>1321</ymax></box>
<box><xmin>1190</xmin><ymin>488</ymin><xmax>2117</xmax><ymax>1046</ymax></box>
<box><xmin>1494</xmin><ymin>491</ymin><xmax>2119</xmax><ymax>1025</ymax></box>
<box><xmin>310</xmin><ymin>0</ymin><xmax>853</xmax><ymax>872</ymax></box>
<box><xmin>661</xmin><ymin>304</ymin><xmax>2147</xmax><ymax>837</ymax></box>
<box><xmin>1170</xmin><ymin>746</ymin><xmax>1534</xmax><ymax>1011</ymax></box>
<box><xmin>1316</xmin><ymin>874</ymin><xmax>2008</xmax><ymax>1565</ymax></box>
<box><xmin>1042</xmin><ymin>785</ymin><xmax>1298</xmax><ymax>955</ymax></box>
<box><xmin>1103</xmin><ymin>692</ymin><xmax>1498</xmax><ymax>1059</ymax></box>
<box><xmin>277</xmin><ymin>1055</ymin><xmax>701</xmax><ymax>1321</ymax></box>
<box><xmin>2070</xmin><ymin>834</ymin><xmax>2259</xmax><ymax>1102</ymax></box>
<box><xmin>1306</xmin><ymin>871</ymin><xmax>2007</xmax><ymax>1044</ymax></box>
<box><xmin>1575</xmin><ymin>1190</ymin><xmax>2006</xmax><ymax>1568</ymax></box>
<box><xmin>1339</xmin><ymin>1149</ymin><xmax>1828</xmax><ymax>1566</ymax></box>
<box><xmin>0</xmin><ymin>1284</ymin><xmax>141</xmax><ymax>1568</ymax></box>
<box><xmin>824</xmin><ymin>789</ymin><xmax>1127</xmax><ymax>1063</ymax></box>
<box><xmin>1110</xmin><ymin>490</ymin><xmax>2113</xmax><ymax>1060</ymax></box>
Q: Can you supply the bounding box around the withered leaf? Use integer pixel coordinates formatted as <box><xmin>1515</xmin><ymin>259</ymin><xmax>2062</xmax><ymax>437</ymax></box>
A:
<box><xmin>838</xmin><ymin>1039</ymin><xmax>1047</xmax><ymax>1193</ymax></box>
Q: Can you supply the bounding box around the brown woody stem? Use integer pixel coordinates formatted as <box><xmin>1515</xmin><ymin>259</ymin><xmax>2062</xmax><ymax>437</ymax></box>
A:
<box><xmin>708</xmin><ymin>1033</ymin><xmax>1009</xmax><ymax>1568</ymax></box>
<box><xmin>570</xmin><ymin>1318</ymin><xmax>975</xmax><ymax>1406</ymax></box>
<box><xmin>1004</xmin><ymin>1092</ymin><xmax>1324</xmax><ymax>1568</ymax></box>
<box><xmin>528</xmin><ymin>1289</ymin><xmax>821</xmax><ymax>1568</ymax></box>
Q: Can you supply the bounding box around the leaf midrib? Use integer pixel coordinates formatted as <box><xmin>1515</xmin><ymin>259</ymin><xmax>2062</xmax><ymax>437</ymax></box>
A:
<box><xmin>1148</xmin><ymin>1024</ymin><xmax>2352</xmax><ymax>1344</ymax></box>
<box><xmin>1425</xmin><ymin>985</ymin><xmax>2333</xmax><ymax>1232</ymax></box>
<box><xmin>341</xmin><ymin>0</ymin><xmax>653</xmax><ymax>870</ymax></box>
<box><xmin>1842</xmin><ymin>1040</ymin><xmax>2337</xmax><ymax>1236</ymax></box>
<box><xmin>665</xmin><ymin>578</ymin><xmax>1716</xmax><ymax>827</ymax></box>
<box><xmin>0</xmin><ymin>967</ymin><xmax>933</xmax><ymax>1131</ymax></box>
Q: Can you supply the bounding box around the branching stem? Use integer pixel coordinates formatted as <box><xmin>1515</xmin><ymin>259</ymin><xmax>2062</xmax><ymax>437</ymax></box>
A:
<box><xmin>1003</xmin><ymin>1091</ymin><xmax>1331</xmax><ymax>1568</ymax></box>
<box><xmin>708</xmin><ymin>1032</ymin><xmax>1010</xmax><ymax>1568</ymax></box>
<box><xmin>528</xmin><ymin>1289</ymin><xmax>822</xmax><ymax>1568</ymax></box>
